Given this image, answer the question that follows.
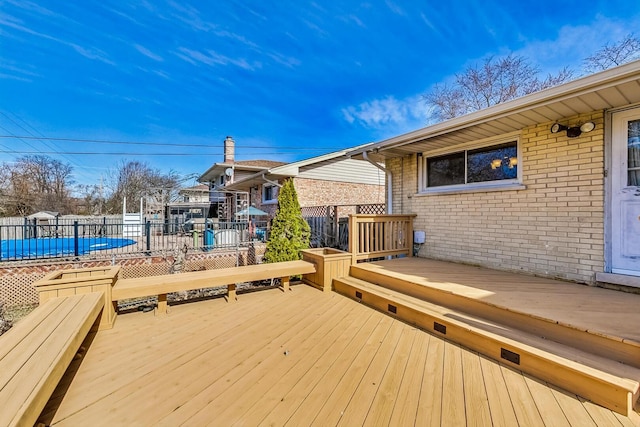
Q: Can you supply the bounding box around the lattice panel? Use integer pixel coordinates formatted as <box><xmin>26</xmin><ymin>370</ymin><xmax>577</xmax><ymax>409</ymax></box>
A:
<box><xmin>302</xmin><ymin>206</ymin><xmax>328</xmax><ymax>217</ymax></box>
<box><xmin>0</xmin><ymin>243</ymin><xmax>268</xmax><ymax>308</ymax></box>
<box><xmin>356</xmin><ymin>204</ymin><xmax>386</xmax><ymax>215</ymax></box>
<box><xmin>120</xmin><ymin>263</ymin><xmax>171</xmax><ymax>279</ymax></box>
<box><xmin>0</xmin><ymin>272</ymin><xmax>43</xmax><ymax>307</ymax></box>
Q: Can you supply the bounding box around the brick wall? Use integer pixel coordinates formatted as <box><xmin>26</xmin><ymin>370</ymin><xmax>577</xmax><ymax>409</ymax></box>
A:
<box><xmin>252</xmin><ymin>178</ymin><xmax>385</xmax><ymax>214</ymax></box>
<box><xmin>294</xmin><ymin>177</ymin><xmax>385</xmax><ymax>207</ymax></box>
<box><xmin>392</xmin><ymin>111</ymin><xmax>605</xmax><ymax>284</ymax></box>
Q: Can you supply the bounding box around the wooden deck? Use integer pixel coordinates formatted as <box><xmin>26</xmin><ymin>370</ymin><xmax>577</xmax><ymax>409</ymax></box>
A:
<box><xmin>41</xmin><ymin>283</ymin><xmax>639</xmax><ymax>426</ymax></box>
<box><xmin>355</xmin><ymin>258</ymin><xmax>640</xmax><ymax>345</ymax></box>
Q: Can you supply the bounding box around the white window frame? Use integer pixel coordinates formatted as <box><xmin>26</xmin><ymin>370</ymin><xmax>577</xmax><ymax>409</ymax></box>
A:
<box><xmin>418</xmin><ymin>132</ymin><xmax>524</xmax><ymax>195</ymax></box>
<box><xmin>262</xmin><ymin>184</ymin><xmax>279</xmax><ymax>204</ymax></box>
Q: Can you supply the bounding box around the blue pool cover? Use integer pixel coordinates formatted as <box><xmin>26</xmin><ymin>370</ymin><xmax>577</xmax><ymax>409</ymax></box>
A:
<box><xmin>0</xmin><ymin>237</ymin><xmax>137</xmax><ymax>259</ymax></box>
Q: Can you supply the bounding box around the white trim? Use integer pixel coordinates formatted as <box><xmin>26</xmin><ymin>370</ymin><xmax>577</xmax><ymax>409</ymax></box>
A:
<box><xmin>611</xmin><ymin>269</ymin><xmax>640</xmax><ymax>279</ymax></box>
<box><xmin>596</xmin><ymin>272</ymin><xmax>640</xmax><ymax>287</ymax></box>
<box><xmin>420</xmin><ymin>131</ymin><xmax>520</xmax><ymax>157</ymax></box>
<box><xmin>416</xmin><ymin>182</ymin><xmax>525</xmax><ymax>196</ymax></box>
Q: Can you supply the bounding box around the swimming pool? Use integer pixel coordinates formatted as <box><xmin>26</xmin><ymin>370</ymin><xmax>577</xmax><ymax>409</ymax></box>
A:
<box><xmin>0</xmin><ymin>237</ymin><xmax>137</xmax><ymax>260</ymax></box>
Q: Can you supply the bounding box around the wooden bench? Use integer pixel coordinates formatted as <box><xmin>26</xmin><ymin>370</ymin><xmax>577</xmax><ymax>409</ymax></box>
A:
<box><xmin>112</xmin><ymin>260</ymin><xmax>316</xmax><ymax>314</ymax></box>
<box><xmin>0</xmin><ymin>292</ymin><xmax>104</xmax><ymax>427</ymax></box>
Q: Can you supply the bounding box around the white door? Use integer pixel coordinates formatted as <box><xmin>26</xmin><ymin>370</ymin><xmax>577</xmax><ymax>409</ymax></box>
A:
<box><xmin>612</xmin><ymin>108</ymin><xmax>640</xmax><ymax>276</ymax></box>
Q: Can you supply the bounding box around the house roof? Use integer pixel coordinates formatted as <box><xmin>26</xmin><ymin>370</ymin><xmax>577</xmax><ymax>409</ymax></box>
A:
<box><xmin>347</xmin><ymin>59</ymin><xmax>640</xmax><ymax>160</ymax></box>
<box><xmin>26</xmin><ymin>211</ymin><xmax>59</xmax><ymax>220</ymax></box>
<box><xmin>179</xmin><ymin>184</ymin><xmax>209</xmax><ymax>193</ymax></box>
<box><xmin>223</xmin><ymin>143</ymin><xmax>375</xmax><ymax>190</ymax></box>
<box><xmin>199</xmin><ymin>160</ymin><xmax>287</xmax><ymax>183</ymax></box>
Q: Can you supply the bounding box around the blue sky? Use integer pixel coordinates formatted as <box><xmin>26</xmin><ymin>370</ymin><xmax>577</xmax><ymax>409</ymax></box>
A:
<box><xmin>1</xmin><ymin>1</ymin><xmax>639</xmax><ymax>189</ymax></box>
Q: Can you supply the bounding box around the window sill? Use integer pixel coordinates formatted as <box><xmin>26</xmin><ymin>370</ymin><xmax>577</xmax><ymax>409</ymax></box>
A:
<box><xmin>415</xmin><ymin>183</ymin><xmax>526</xmax><ymax>197</ymax></box>
<box><xmin>262</xmin><ymin>200</ymin><xmax>277</xmax><ymax>205</ymax></box>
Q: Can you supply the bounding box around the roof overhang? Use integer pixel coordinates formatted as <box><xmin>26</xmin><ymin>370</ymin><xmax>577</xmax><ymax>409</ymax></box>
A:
<box><xmin>224</xmin><ymin>170</ymin><xmax>293</xmax><ymax>191</ymax></box>
<box><xmin>224</xmin><ymin>142</ymin><xmax>375</xmax><ymax>191</ymax></box>
<box><xmin>198</xmin><ymin>163</ymin><xmax>273</xmax><ymax>183</ymax></box>
<box><xmin>347</xmin><ymin>60</ymin><xmax>640</xmax><ymax>160</ymax></box>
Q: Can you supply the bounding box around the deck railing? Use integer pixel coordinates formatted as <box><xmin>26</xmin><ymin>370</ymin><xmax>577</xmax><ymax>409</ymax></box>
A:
<box><xmin>348</xmin><ymin>214</ymin><xmax>416</xmax><ymax>263</ymax></box>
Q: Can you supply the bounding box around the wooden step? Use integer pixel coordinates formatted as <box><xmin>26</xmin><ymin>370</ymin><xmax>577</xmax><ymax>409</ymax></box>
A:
<box><xmin>349</xmin><ymin>264</ymin><xmax>640</xmax><ymax>370</ymax></box>
<box><xmin>333</xmin><ymin>276</ymin><xmax>640</xmax><ymax>416</ymax></box>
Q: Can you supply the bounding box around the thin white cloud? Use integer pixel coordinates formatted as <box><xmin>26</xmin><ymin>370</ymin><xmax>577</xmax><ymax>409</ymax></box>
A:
<box><xmin>338</xmin><ymin>14</ymin><xmax>365</xmax><ymax>28</ymax></box>
<box><xmin>419</xmin><ymin>13</ymin><xmax>436</xmax><ymax>32</ymax></box>
<box><xmin>515</xmin><ymin>15</ymin><xmax>640</xmax><ymax>75</ymax></box>
<box><xmin>385</xmin><ymin>0</ymin><xmax>406</xmax><ymax>16</ymax></box>
<box><xmin>0</xmin><ymin>62</ymin><xmax>39</xmax><ymax>78</ymax></box>
<box><xmin>303</xmin><ymin>19</ymin><xmax>329</xmax><ymax>38</ymax></box>
<box><xmin>0</xmin><ymin>12</ymin><xmax>116</xmax><ymax>66</ymax></box>
<box><xmin>166</xmin><ymin>1</ymin><xmax>213</xmax><ymax>32</ymax></box>
<box><xmin>0</xmin><ymin>72</ymin><xmax>31</xmax><ymax>82</ymax></box>
<box><xmin>267</xmin><ymin>52</ymin><xmax>301</xmax><ymax>69</ymax></box>
<box><xmin>175</xmin><ymin>47</ymin><xmax>258</xmax><ymax>71</ymax></box>
<box><xmin>134</xmin><ymin>44</ymin><xmax>163</xmax><ymax>61</ymax></box>
<box><xmin>70</xmin><ymin>44</ymin><xmax>115</xmax><ymax>66</ymax></box>
<box><xmin>342</xmin><ymin>95</ymin><xmax>426</xmax><ymax>129</ymax></box>
<box><xmin>4</xmin><ymin>0</ymin><xmax>57</xmax><ymax>17</ymax></box>
<box><xmin>213</xmin><ymin>29</ymin><xmax>259</xmax><ymax>49</ymax></box>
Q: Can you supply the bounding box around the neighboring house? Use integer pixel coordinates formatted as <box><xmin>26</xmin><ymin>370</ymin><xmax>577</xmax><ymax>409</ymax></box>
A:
<box><xmin>347</xmin><ymin>59</ymin><xmax>640</xmax><ymax>289</ymax></box>
<box><xmin>164</xmin><ymin>184</ymin><xmax>212</xmax><ymax>226</ymax></box>
<box><xmin>199</xmin><ymin>137</ymin><xmax>386</xmax><ymax>219</ymax></box>
<box><xmin>178</xmin><ymin>184</ymin><xmax>210</xmax><ymax>203</ymax></box>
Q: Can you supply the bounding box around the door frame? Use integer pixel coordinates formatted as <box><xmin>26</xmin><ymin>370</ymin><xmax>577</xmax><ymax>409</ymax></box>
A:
<box><xmin>604</xmin><ymin>104</ymin><xmax>640</xmax><ymax>281</ymax></box>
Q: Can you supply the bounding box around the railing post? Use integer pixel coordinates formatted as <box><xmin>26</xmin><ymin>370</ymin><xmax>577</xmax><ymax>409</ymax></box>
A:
<box><xmin>408</xmin><ymin>216</ymin><xmax>414</xmax><ymax>257</ymax></box>
<box><xmin>73</xmin><ymin>221</ymin><xmax>79</xmax><ymax>256</ymax></box>
<box><xmin>145</xmin><ymin>220</ymin><xmax>151</xmax><ymax>252</ymax></box>
<box><xmin>349</xmin><ymin>214</ymin><xmax>357</xmax><ymax>265</ymax></box>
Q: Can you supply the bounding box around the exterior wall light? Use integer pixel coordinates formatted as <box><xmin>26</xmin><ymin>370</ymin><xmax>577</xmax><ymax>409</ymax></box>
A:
<box><xmin>550</xmin><ymin>121</ymin><xmax>595</xmax><ymax>138</ymax></box>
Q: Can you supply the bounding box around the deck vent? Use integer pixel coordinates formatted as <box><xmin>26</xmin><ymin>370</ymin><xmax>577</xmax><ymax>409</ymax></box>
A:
<box><xmin>434</xmin><ymin>322</ymin><xmax>447</xmax><ymax>335</ymax></box>
<box><xmin>355</xmin><ymin>291</ymin><xmax>362</xmax><ymax>299</ymax></box>
<box><xmin>501</xmin><ymin>348</ymin><xmax>520</xmax><ymax>365</ymax></box>
<box><xmin>388</xmin><ymin>304</ymin><xmax>397</xmax><ymax>314</ymax></box>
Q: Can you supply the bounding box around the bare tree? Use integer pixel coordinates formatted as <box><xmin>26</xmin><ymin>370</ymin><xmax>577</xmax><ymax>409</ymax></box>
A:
<box><xmin>105</xmin><ymin>160</ymin><xmax>180</xmax><ymax>214</ymax></box>
<box><xmin>76</xmin><ymin>183</ymin><xmax>105</xmax><ymax>215</ymax></box>
<box><xmin>425</xmin><ymin>54</ymin><xmax>573</xmax><ymax>121</ymax></box>
<box><xmin>0</xmin><ymin>155</ymin><xmax>74</xmax><ymax>216</ymax></box>
<box><xmin>583</xmin><ymin>34</ymin><xmax>640</xmax><ymax>73</ymax></box>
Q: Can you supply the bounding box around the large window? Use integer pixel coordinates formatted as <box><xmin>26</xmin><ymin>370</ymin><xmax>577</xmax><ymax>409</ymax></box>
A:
<box><xmin>423</xmin><ymin>140</ymin><xmax>519</xmax><ymax>191</ymax></box>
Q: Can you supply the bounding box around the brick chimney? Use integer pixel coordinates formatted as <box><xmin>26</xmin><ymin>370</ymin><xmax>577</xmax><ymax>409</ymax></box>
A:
<box><xmin>224</xmin><ymin>136</ymin><xmax>235</xmax><ymax>163</ymax></box>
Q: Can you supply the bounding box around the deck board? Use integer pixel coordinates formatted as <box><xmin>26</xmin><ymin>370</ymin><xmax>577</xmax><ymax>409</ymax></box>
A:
<box><xmin>461</xmin><ymin>348</ymin><xmax>492</xmax><ymax>427</ymax></box>
<box><xmin>387</xmin><ymin>329</ymin><xmax>428</xmax><ymax>426</ymax></box>
<box><xmin>501</xmin><ymin>364</ymin><xmax>546</xmax><ymax>426</ymax></box>
<box><xmin>45</xmin><ymin>284</ymin><xmax>640</xmax><ymax>426</ymax></box>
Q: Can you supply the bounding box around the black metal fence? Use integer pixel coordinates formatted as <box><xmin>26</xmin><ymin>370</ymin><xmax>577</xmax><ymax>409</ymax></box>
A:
<box><xmin>0</xmin><ymin>219</ymin><xmax>268</xmax><ymax>262</ymax></box>
<box><xmin>0</xmin><ymin>203</ymin><xmax>384</xmax><ymax>262</ymax></box>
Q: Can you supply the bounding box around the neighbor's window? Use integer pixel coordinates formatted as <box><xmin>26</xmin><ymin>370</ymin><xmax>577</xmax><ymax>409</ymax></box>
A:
<box><xmin>425</xmin><ymin>141</ymin><xmax>518</xmax><ymax>189</ymax></box>
<box><xmin>263</xmin><ymin>184</ymin><xmax>279</xmax><ymax>202</ymax></box>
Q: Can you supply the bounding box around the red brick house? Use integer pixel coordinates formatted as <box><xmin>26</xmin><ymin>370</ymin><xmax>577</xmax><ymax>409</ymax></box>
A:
<box><xmin>199</xmin><ymin>137</ymin><xmax>385</xmax><ymax>219</ymax></box>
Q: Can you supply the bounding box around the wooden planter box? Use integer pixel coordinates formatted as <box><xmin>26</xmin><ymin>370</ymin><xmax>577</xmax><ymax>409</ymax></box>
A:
<box><xmin>34</xmin><ymin>266</ymin><xmax>120</xmax><ymax>330</ymax></box>
<box><xmin>301</xmin><ymin>248</ymin><xmax>352</xmax><ymax>293</ymax></box>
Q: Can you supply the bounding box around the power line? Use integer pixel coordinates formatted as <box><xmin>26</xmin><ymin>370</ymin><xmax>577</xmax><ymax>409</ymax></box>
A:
<box><xmin>0</xmin><ymin>135</ymin><xmax>339</xmax><ymax>151</ymax></box>
<box><xmin>0</xmin><ymin>148</ymin><xmax>335</xmax><ymax>156</ymax></box>
<box><xmin>0</xmin><ymin>112</ymin><xmax>82</xmax><ymax>167</ymax></box>
<box><xmin>0</xmin><ymin>150</ymin><xmax>223</xmax><ymax>156</ymax></box>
